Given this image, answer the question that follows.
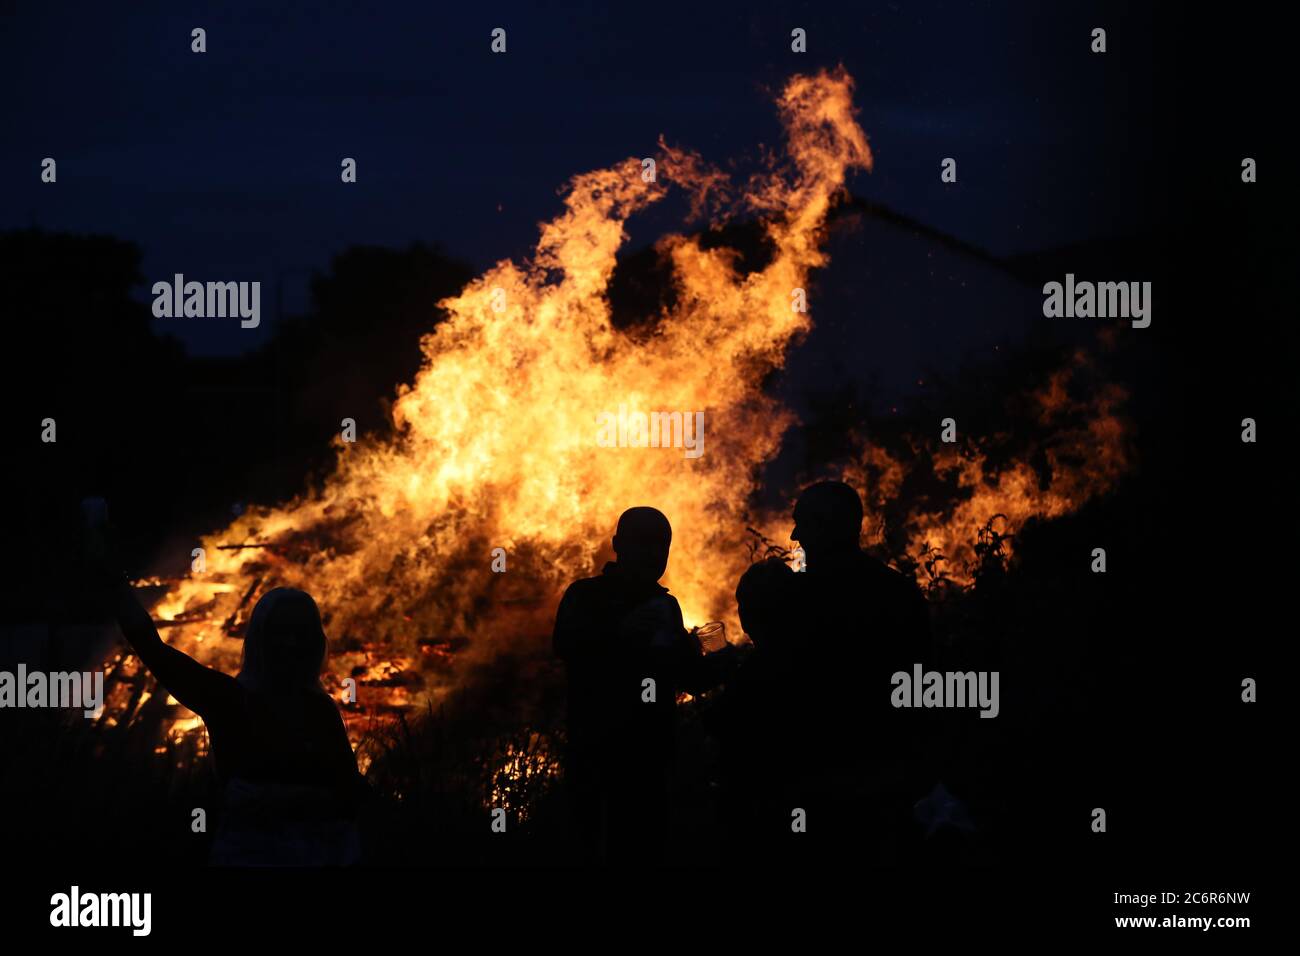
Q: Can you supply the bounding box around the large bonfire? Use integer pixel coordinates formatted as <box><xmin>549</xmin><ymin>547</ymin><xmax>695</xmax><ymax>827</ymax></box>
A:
<box><xmin>103</xmin><ymin>68</ymin><xmax>1130</xmax><ymax>749</ymax></box>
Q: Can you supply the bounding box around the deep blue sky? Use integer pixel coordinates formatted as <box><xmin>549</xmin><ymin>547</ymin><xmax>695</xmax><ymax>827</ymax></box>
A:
<box><xmin>2</xmin><ymin>1</ymin><xmax>1161</xmax><ymax>355</ymax></box>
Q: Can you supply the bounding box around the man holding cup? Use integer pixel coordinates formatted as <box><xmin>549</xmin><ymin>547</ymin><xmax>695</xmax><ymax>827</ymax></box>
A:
<box><xmin>552</xmin><ymin>506</ymin><xmax>729</xmax><ymax>864</ymax></box>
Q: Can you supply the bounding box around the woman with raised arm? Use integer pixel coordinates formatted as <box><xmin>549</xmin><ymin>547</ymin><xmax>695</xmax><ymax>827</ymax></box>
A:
<box><xmin>93</xmin><ymin>513</ymin><xmax>367</xmax><ymax>865</ymax></box>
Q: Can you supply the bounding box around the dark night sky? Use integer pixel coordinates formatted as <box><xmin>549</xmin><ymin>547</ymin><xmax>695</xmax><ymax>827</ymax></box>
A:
<box><xmin>3</xmin><ymin>1</ymin><xmax>1162</xmax><ymax>357</ymax></box>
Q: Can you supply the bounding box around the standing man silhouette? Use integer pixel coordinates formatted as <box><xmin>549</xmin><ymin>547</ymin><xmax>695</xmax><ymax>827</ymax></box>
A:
<box><xmin>553</xmin><ymin>506</ymin><xmax>714</xmax><ymax>864</ymax></box>
<box><xmin>783</xmin><ymin>480</ymin><xmax>932</xmax><ymax>863</ymax></box>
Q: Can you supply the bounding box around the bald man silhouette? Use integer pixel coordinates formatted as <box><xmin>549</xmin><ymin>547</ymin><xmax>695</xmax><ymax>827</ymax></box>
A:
<box><xmin>553</xmin><ymin>506</ymin><xmax>723</xmax><ymax>864</ymax></box>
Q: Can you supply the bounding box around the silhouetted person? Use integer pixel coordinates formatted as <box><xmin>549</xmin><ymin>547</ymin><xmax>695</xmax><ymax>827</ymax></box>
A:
<box><xmin>89</xmin><ymin>520</ymin><xmax>366</xmax><ymax>865</ymax></box>
<box><xmin>552</xmin><ymin>506</ymin><xmax>720</xmax><ymax>864</ymax></box>
<box><xmin>717</xmin><ymin>557</ymin><xmax>798</xmax><ymax>859</ymax></box>
<box><xmin>781</xmin><ymin>480</ymin><xmax>932</xmax><ymax>863</ymax></box>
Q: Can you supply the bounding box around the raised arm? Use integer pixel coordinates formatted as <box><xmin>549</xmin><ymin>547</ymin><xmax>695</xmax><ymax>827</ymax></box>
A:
<box><xmin>112</xmin><ymin>579</ymin><xmax>241</xmax><ymax>720</ymax></box>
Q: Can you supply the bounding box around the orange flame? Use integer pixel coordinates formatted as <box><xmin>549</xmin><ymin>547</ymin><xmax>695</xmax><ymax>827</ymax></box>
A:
<box><xmin>837</xmin><ymin>349</ymin><xmax>1132</xmax><ymax>587</ymax></box>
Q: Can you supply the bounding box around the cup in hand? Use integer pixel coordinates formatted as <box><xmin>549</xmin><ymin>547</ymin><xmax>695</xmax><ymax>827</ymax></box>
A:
<box><xmin>694</xmin><ymin>621</ymin><xmax>727</xmax><ymax>654</ymax></box>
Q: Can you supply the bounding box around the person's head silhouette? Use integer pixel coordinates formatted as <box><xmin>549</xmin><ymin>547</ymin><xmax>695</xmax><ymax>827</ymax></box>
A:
<box><xmin>238</xmin><ymin>587</ymin><xmax>329</xmax><ymax>695</ymax></box>
<box><xmin>612</xmin><ymin>507</ymin><xmax>672</xmax><ymax>585</ymax></box>
<box><xmin>736</xmin><ymin>557</ymin><xmax>795</xmax><ymax>648</ymax></box>
<box><xmin>791</xmin><ymin>480</ymin><xmax>863</xmax><ymax>569</ymax></box>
